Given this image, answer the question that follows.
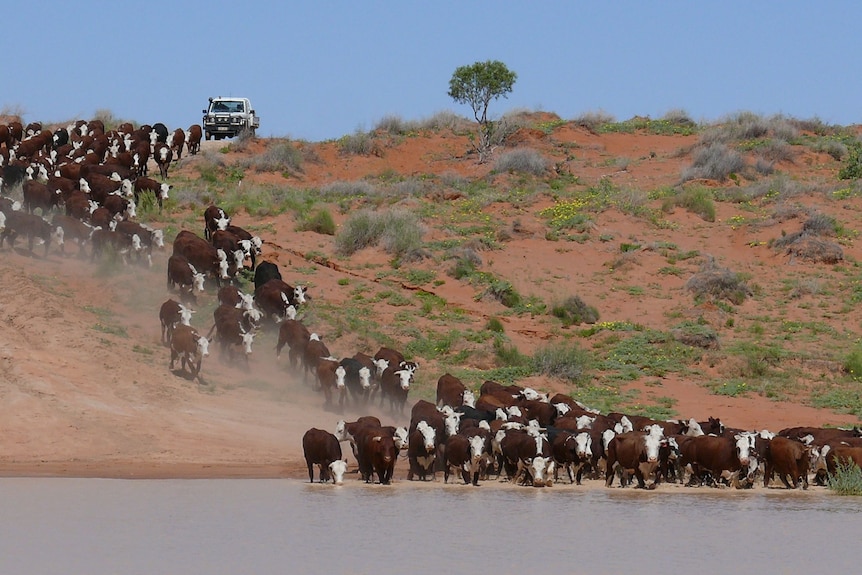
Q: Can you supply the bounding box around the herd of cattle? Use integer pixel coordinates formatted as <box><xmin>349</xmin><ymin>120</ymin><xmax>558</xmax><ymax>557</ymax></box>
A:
<box><xmin>0</xmin><ymin>118</ymin><xmax>201</xmax><ymax>262</ymax></box>
<box><xmin>2</xmin><ymin>118</ymin><xmax>861</xmax><ymax>493</ymax></box>
<box><xmin>303</xmin><ymin>378</ymin><xmax>862</xmax><ymax>491</ymax></box>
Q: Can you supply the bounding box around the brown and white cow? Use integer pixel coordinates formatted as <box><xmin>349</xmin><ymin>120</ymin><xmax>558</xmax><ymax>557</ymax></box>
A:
<box><xmin>605</xmin><ymin>427</ymin><xmax>667</xmax><ymax>489</ymax></box>
<box><xmin>302</xmin><ymin>428</ymin><xmax>348</xmax><ymax>485</ymax></box>
<box><xmin>444</xmin><ymin>433</ymin><xmax>487</xmax><ymax>486</ymax></box>
<box><xmin>159</xmin><ymin>298</ymin><xmax>194</xmax><ymax>345</ymax></box>
<box><xmin>407</xmin><ymin>421</ymin><xmax>438</xmax><ymax>481</ymax></box>
<box><xmin>169</xmin><ymin>324</ymin><xmax>210</xmax><ymax>379</ymax></box>
<box><xmin>763</xmin><ymin>435</ymin><xmax>810</xmax><ymax>490</ymax></box>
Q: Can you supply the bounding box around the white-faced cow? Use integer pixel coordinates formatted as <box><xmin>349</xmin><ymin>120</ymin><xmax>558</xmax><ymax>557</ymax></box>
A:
<box><xmin>302</xmin><ymin>428</ymin><xmax>348</xmax><ymax>485</ymax></box>
<box><xmin>169</xmin><ymin>324</ymin><xmax>210</xmax><ymax>380</ymax></box>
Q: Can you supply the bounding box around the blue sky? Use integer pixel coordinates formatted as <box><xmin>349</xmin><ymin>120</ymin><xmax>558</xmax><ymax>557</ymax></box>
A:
<box><xmin>3</xmin><ymin>2</ymin><xmax>860</xmax><ymax>141</ymax></box>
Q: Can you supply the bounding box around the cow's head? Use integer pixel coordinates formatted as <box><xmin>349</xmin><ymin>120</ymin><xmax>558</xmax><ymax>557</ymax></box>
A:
<box><xmin>216</xmin><ymin>249</ymin><xmax>230</xmax><ymax>279</ymax></box>
<box><xmin>393</xmin><ymin>426</ymin><xmax>409</xmax><ymax>451</ymax></box>
<box><xmin>126</xmin><ymin>199</ymin><xmax>137</xmax><ymax>220</ymax></box>
<box><xmin>237</xmin><ymin>326</ymin><xmax>254</xmax><ymax>356</ymax></box>
<box><xmin>575</xmin><ymin>432</ymin><xmax>592</xmax><ymax>459</ymax></box>
<box><xmin>553</xmin><ymin>402</ymin><xmax>571</xmax><ymax>418</ymax></box>
<box><xmin>417</xmin><ymin>421</ymin><xmax>436</xmax><ymax>452</ymax></box>
<box><xmin>152</xmin><ymin>228</ymin><xmax>165</xmax><ymax>249</ymax></box>
<box><xmin>643</xmin><ymin>430</ymin><xmax>664</xmax><ymax>463</ymax></box>
<box><xmin>159</xmin><ymin>183</ymin><xmax>172</xmax><ymax>200</ymax></box>
<box><xmin>195</xmin><ymin>334</ymin><xmax>210</xmax><ymax>358</ymax></box>
<box><xmin>215</xmin><ymin>214</ymin><xmax>230</xmax><ymax>231</ymax></box>
<box><xmin>462</xmin><ymin>389</ymin><xmax>475</xmax><ymax>408</ymax></box>
<box><xmin>191</xmin><ymin>268</ymin><xmax>206</xmax><ymax>293</ymax></box>
<box><xmin>373</xmin><ymin>358</ymin><xmax>389</xmax><ymax>378</ymax></box>
<box><xmin>686</xmin><ymin>418</ymin><xmax>705</xmax><ymax>436</ymax></box>
<box><xmin>244</xmin><ymin>307</ymin><xmax>262</xmax><ymax>330</ymax></box>
<box><xmin>251</xmin><ymin>236</ymin><xmax>263</xmax><ymax>254</ymax></box>
<box><xmin>358</xmin><ymin>367</ymin><xmax>371</xmax><ymax>390</ymax></box>
<box><xmin>329</xmin><ymin>459</ymin><xmax>348</xmax><ymax>485</ymax></box>
<box><xmin>444</xmin><ymin>411</ymin><xmax>462</xmax><ymax>438</ymax></box>
<box><xmin>469</xmin><ymin>435</ymin><xmax>485</xmax><ymax>465</ymax></box>
<box><xmin>121</xmin><ymin>179</ymin><xmax>133</xmax><ymax>198</ymax></box>
<box><xmin>335</xmin><ymin>365</ymin><xmax>346</xmax><ymax>389</ymax></box>
<box><xmin>394</xmin><ymin>368</ymin><xmax>412</xmax><ymax>390</ymax></box>
<box><xmin>734</xmin><ymin>432</ymin><xmax>757</xmax><ymax>467</ymax></box>
<box><xmin>232</xmin><ymin>249</ymin><xmax>244</xmax><ymax>270</ymax></box>
<box><xmin>334</xmin><ymin>420</ymin><xmax>348</xmax><ymax>442</ymax></box>
<box><xmin>178</xmin><ymin>305</ymin><xmax>194</xmax><ymax>326</ymax></box>
<box><xmin>576</xmin><ymin>415</ymin><xmax>596</xmax><ymax>429</ymax></box>
<box><xmin>293</xmin><ymin>285</ymin><xmax>307</xmax><ymax>305</ymax></box>
<box><xmin>526</xmin><ymin>456</ymin><xmax>552</xmax><ymax>487</ymax></box>
<box><xmin>284</xmin><ymin>305</ymin><xmax>297</xmax><ymax>321</ymax></box>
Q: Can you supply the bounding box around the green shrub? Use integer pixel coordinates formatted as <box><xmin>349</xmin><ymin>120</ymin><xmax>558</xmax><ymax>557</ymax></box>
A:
<box><xmin>334</xmin><ymin>209</ymin><xmax>423</xmax><ymax>257</ymax></box>
<box><xmin>486</xmin><ymin>317</ymin><xmax>505</xmax><ymax>333</ymax></box>
<box><xmin>551</xmin><ymin>296</ymin><xmax>599</xmax><ymax>327</ymax></box>
<box><xmin>827</xmin><ymin>459</ymin><xmax>862</xmax><ymax>496</ymax></box>
<box><xmin>844</xmin><ymin>347</ymin><xmax>862</xmax><ymax>381</ymax></box>
<box><xmin>297</xmin><ymin>208</ymin><xmax>336</xmax><ymax>235</ymax></box>
<box><xmin>338</xmin><ymin>129</ymin><xmax>377</xmax><ymax>156</ymax></box>
<box><xmin>494</xmin><ymin>338</ymin><xmax>529</xmax><ymax>366</ymax></box>
<box><xmin>531</xmin><ymin>342</ymin><xmax>592</xmax><ymax>384</ymax></box>
<box><xmin>685</xmin><ymin>258</ymin><xmax>752</xmax><ymax>305</ymax></box>
<box><xmin>681</xmin><ymin>143</ymin><xmax>746</xmax><ymax>182</ymax></box>
<box><xmin>573</xmin><ymin>110</ymin><xmax>616</xmax><ymax>132</ymax></box>
<box><xmin>493</xmin><ymin>147</ymin><xmax>547</xmax><ymax>175</ymax></box>
<box><xmin>484</xmin><ymin>279</ymin><xmax>521</xmax><ymax>308</ymax></box>
<box><xmin>246</xmin><ymin>141</ymin><xmax>303</xmax><ymax>173</ymax></box>
<box><xmin>838</xmin><ymin>140</ymin><xmax>862</xmax><ymax>180</ymax></box>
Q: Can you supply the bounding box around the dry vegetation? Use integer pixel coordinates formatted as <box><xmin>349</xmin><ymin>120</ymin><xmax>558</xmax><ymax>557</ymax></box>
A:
<box><xmin>3</xmin><ymin>108</ymin><xmax>862</xmax><ymax>476</ymax></box>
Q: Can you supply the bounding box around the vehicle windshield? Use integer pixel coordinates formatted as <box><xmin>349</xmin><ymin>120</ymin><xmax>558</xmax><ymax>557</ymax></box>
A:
<box><xmin>210</xmin><ymin>101</ymin><xmax>244</xmax><ymax>113</ymax></box>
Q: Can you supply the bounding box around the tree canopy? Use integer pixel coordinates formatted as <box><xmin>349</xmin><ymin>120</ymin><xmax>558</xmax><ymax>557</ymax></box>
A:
<box><xmin>448</xmin><ymin>60</ymin><xmax>517</xmax><ymax>125</ymax></box>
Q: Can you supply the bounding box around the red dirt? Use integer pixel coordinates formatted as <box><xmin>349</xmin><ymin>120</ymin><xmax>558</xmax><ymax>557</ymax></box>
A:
<box><xmin>2</xmin><ymin>114</ymin><xmax>860</xmax><ymax>479</ymax></box>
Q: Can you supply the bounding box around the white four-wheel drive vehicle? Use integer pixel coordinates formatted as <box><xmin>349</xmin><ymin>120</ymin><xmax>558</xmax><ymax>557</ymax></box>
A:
<box><xmin>203</xmin><ymin>97</ymin><xmax>259</xmax><ymax>140</ymax></box>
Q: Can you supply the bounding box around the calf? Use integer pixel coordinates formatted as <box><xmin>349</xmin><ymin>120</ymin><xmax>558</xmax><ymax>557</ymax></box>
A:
<box><xmin>302</xmin><ymin>428</ymin><xmax>347</xmax><ymax>485</ymax></box>
<box><xmin>169</xmin><ymin>128</ymin><xmax>186</xmax><ymax>161</ymax></box>
<box><xmin>153</xmin><ymin>143</ymin><xmax>173</xmax><ymax>179</ymax></box>
<box><xmin>169</xmin><ymin>324</ymin><xmax>210</xmax><ymax>379</ymax></box>
<box><xmin>115</xmin><ymin>220</ymin><xmax>163</xmax><ymax>266</ymax></box>
<box><xmin>159</xmin><ymin>299</ymin><xmax>193</xmax><ymax>345</ymax></box>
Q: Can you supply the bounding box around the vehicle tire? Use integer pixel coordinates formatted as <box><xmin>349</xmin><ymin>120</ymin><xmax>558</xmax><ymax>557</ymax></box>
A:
<box><xmin>205</xmin><ymin>132</ymin><xmax>211</xmax><ymax>141</ymax></box>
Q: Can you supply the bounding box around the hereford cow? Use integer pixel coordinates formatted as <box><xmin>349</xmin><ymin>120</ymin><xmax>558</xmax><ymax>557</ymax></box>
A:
<box><xmin>763</xmin><ymin>435</ymin><xmax>810</xmax><ymax>490</ymax></box>
<box><xmin>167</xmin><ymin>253</ymin><xmax>206</xmax><ymax>300</ymax></box>
<box><xmin>444</xmin><ymin>433</ymin><xmax>486</xmax><ymax>486</ymax></box>
<box><xmin>0</xmin><ymin>210</ymin><xmax>62</xmax><ymax>256</ymax></box>
<box><xmin>378</xmin><ymin>362</ymin><xmax>415</xmax><ymax>414</ymax></box>
<box><xmin>679</xmin><ymin>432</ymin><xmax>758</xmax><ymax>488</ymax></box>
<box><xmin>169</xmin><ymin>324</ymin><xmax>210</xmax><ymax>379</ymax></box>
<box><xmin>317</xmin><ymin>358</ymin><xmax>346</xmax><ymax>408</ymax></box>
<box><xmin>203</xmin><ymin>205</ymin><xmax>230</xmax><ymax>240</ymax></box>
<box><xmin>302</xmin><ymin>428</ymin><xmax>348</xmax><ymax>485</ymax></box>
<box><xmin>605</xmin><ymin>428</ymin><xmax>667</xmax><ymax>489</ymax></box>
<box><xmin>499</xmin><ymin>428</ymin><xmax>554</xmax><ymax>487</ymax></box>
<box><xmin>159</xmin><ymin>299</ymin><xmax>194</xmax><ymax>345</ymax></box>
<box><xmin>186</xmin><ymin>124</ymin><xmax>202</xmax><ymax>155</ymax></box>
<box><xmin>275</xmin><ymin>317</ymin><xmax>308</xmax><ymax>368</ymax></box>
<box><xmin>436</xmin><ymin>373</ymin><xmax>467</xmax><ymax>408</ymax></box>
<box><xmin>552</xmin><ymin>430</ymin><xmax>593</xmax><ymax>485</ymax></box>
<box><xmin>51</xmin><ymin>214</ymin><xmax>95</xmax><ymax>257</ymax></box>
<box><xmin>303</xmin><ymin>334</ymin><xmax>331</xmax><ymax>383</ymax></box>
<box><xmin>132</xmin><ymin>176</ymin><xmax>171</xmax><ymax>212</ymax></box>
<box><xmin>339</xmin><ymin>357</ymin><xmax>372</xmax><ymax>406</ymax></box>
<box><xmin>407</xmin><ymin>421</ymin><xmax>438</xmax><ymax>481</ymax></box>
<box><xmin>254</xmin><ymin>278</ymin><xmax>308</xmax><ymax>322</ymax></box>
<box><xmin>172</xmin><ymin>230</ymin><xmax>230</xmax><ymax>286</ymax></box>
<box><xmin>207</xmin><ymin>304</ymin><xmax>256</xmax><ymax>365</ymax></box>
<box><xmin>355</xmin><ymin>426</ymin><xmax>398</xmax><ymax>484</ymax></box>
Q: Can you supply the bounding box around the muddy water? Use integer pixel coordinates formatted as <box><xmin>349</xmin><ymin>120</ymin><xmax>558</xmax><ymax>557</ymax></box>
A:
<box><xmin>0</xmin><ymin>478</ymin><xmax>859</xmax><ymax>574</ymax></box>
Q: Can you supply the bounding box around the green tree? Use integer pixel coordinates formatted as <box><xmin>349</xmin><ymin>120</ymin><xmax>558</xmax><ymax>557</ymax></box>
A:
<box><xmin>448</xmin><ymin>60</ymin><xmax>517</xmax><ymax>161</ymax></box>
